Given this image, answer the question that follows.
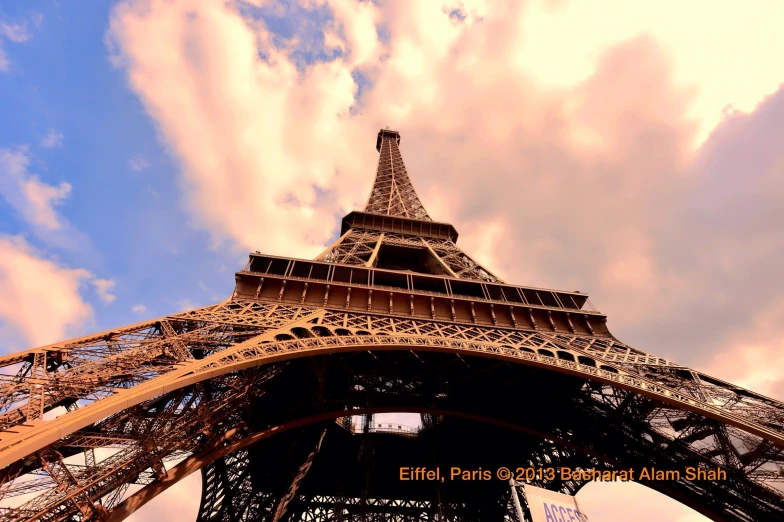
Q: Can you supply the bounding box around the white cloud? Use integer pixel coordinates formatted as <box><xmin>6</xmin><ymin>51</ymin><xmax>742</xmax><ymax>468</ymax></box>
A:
<box><xmin>175</xmin><ymin>299</ymin><xmax>199</xmax><ymax>312</ymax></box>
<box><xmin>106</xmin><ymin>0</ymin><xmax>375</xmax><ymax>258</ymax></box>
<box><xmin>90</xmin><ymin>278</ymin><xmax>117</xmax><ymax>304</ymax></box>
<box><xmin>131</xmin><ymin>303</ymin><xmax>147</xmax><ymax>313</ymax></box>
<box><xmin>0</xmin><ymin>22</ymin><xmax>30</xmax><ymax>43</ymax></box>
<box><xmin>30</xmin><ymin>13</ymin><xmax>44</xmax><ymax>29</ymax></box>
<box><xmin>515</xmin><ymin>0</ymin><xmax>784</xmax><ymax>147</ymax></box>
<box><xmin>0</xmin><ymin>147</ymin><xmax>72</xmax><ymax>230</ymax></box>
<box><xmin>129</xmin><ymin>156</ymin><xmax>150</xmax><ymax>171</ymax></box>
<box><xmin>126</xmin><ymin>470</ymin><xmax>201</xmax><ymax>522</ymax></box>
<box><xmin>703</xmin><ymin>299</ymin><xmax>784</xmax><ymax>402</ymax></box>
<box><xmin>0</xmin><ymin>43</ymin><xmax>9</xmax><ymax>72</ymax></box>
<box><xmin>0</xmin><ymin>235</ymin><xmax>93</xmax><ymax>348</ymax></box>
<box><xmin>40</xmin><ymin>129</ymin><xmax>64</xmax><ymax>148</ymax></box>
<box><xmin>21</xmin><ymin>176</ymin><xmax>72</xmax><ymax>229</ymax></box>
<box><xmin>321</xmin><ymin>0</ymin><xmax>381</xmax><ymax>67</ymax></box>
<box><xmin>0</xmin><ymin>21</ymin><xmax>32</xmax><ymax>72</ymax></box>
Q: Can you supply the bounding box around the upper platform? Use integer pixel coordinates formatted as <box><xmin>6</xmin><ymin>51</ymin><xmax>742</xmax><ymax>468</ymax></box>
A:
<box><xmin>341</xmin><ymin>211</ymin><xmax>459</xmax><ymax>242</ymax></box>
<box><xmin>376</xmin><ymin>129</ymin><xmax>400</xmax><ymax>151</ymax></box>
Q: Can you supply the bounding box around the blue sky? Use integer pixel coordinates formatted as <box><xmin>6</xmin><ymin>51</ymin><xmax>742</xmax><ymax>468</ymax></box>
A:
<box><xmin>1</xmin><ymin>0</ymin><xmax>380</xmax><ymax>351</ymax></box>
<box><xmin>1</xmin><ymin>2</ymin><xmax>247</xmax><ymax>347</ymax></box>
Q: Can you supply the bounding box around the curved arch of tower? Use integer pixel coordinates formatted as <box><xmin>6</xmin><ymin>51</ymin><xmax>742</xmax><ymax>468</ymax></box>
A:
<box><xmin>0</xmin><ymin>129</ymin><xmax>782</xmax><ymax>521</ymax></box>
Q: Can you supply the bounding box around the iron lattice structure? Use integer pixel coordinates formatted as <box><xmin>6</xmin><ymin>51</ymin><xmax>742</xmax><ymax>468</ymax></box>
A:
<box><xmin>0</xmin><ymin>129</ymin><xmax>782</xmax><ymax>521</ymax></box>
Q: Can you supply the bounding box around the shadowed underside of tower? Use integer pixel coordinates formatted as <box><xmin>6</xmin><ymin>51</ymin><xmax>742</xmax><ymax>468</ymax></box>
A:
<box><xmin>0</xmin><ymin>129</ymin><xmax>782</xmax><ymax>522</ymax></box>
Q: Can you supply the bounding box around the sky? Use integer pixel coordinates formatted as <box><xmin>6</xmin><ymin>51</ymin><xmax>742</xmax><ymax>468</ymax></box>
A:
<box><xmin>1</xmin><ymin>0</ymin><xmax>783</xmax><ymax>520</ymax></box>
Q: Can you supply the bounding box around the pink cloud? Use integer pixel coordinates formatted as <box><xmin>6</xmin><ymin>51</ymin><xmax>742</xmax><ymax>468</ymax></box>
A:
<box><xmin>106</xmin><ymin>0</ymin><xmax>376</xmax><ymax>259</ymax></box>
<box><xmin>127</xmin><ymin>470</ymin><xmax>201</xmax><ymax>522</ymax></box>
<box><xmin>0</xmin><ymin>20</ymin><xmax>33</xmax><ymax>72</ymax></box>
<box><xmin>0</xmin><ymin>236</ymin><xmax>94</xmax><ymax>349</ymax></box>
<box><xmin>577</xmin><ymin>481</ymin><xmax>709</xmax><ymax>522</ymax></box>
<box><xmin>90</xmin><ymin>278</ymin><xmax>117</xmax><ymax>304</ymax></box>
<box><xmin>21</xmin><ymin>178</ymin><xmax>71</xmax><ymax>229</ymax></box>
<box><xmin>39</xmin><ymin>129</ymin><xmax>64</xmax><ymax>148</ymax></box>
<box><xmin>0</xmin><ymin>45</ymin><xmax>9</xmax><ymax>72</ymax></box>
<box><xmin>0</xmin><ymin>22</ymin><xmax>31</xmax><ymax>43</ymax></box>
<box><xmin>318</xmin><ymin>0</ymin><xmax>381</xmax><ymax>67</ymax></box>
<box><xmin>128</xmin><ymin>156</ymin><xmax>150</xmax><ymax>171</ymax></box>
<box><xmin>0</xmin><ymin>147</ymin><xmax>72</xmax><ymax>231</ymax></box>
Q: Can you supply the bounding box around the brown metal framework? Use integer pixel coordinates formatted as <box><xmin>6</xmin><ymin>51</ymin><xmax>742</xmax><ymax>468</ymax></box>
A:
<box><xmin>0</xmin><ymin>129</ymin><xmax>781</xmax><ymax>521</ymax></box>
<box><xmin>363</xmin><ymin>130</ymin><xmax>430</xmax><ymax>220</ymax></box>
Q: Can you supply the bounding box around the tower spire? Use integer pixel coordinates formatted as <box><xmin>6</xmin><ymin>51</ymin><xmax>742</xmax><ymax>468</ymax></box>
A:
<box><xmin>364</xmin><ymin>129</ymin><xmax>431</xmax><ymax>220</ymax></box>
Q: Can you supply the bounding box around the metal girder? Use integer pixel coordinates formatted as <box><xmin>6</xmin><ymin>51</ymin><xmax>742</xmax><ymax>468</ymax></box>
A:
<box><xmin>271</xmin><ymin>429</ymin><xmax>327</xmax><ymax>521</ymax></box>
<box><xmin>0</xmin><ymin>128</ymin><xmax>782</xmax><ymax>521</ymax></box>
<box><xmin>318</xmin><ymin>229</ymin><xmax>501</xmax><ymax>283</ymax></box>
<box><xmin>0</xmin><ymin>309</ymin><xmax>780</xmax><ymax>520</ymax></box>
<box><xmin>0</xmin><ymin>306</ymin><xmax>782</xmax><ymax>520</ymax></box>
<box><xmin>364</xmin><ymin>130</ymin><xmax>430</xmax><ymax>221</ymax></box>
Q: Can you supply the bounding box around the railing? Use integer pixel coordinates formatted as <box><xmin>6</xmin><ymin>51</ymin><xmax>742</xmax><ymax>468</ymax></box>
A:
<box><xmin>335</xmin><ymin>417</ymin><xmax>419</xmax><ymax>437</ymax></box>
<box><xmin>242</xmin><ymin>253</ymin><xmax>598</xmax><ymax>314</ymax></box>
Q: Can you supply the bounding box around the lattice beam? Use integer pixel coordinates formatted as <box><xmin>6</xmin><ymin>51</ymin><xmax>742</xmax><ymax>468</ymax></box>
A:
<box><xmin>364</xmin><ymin>130</ymin><xmax>430</xmax><ymax>220</ymax></box>
<box><xmin>0</xmin><ymin>129</ymin><xmax>782</xmax><ymax>522</ymax></box>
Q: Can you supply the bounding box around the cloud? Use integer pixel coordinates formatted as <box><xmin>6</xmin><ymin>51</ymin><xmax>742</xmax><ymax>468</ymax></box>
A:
<box><xmin>175</xmin><ymin>299</ymin><xmax>199</xmax><ymax>312</ymax></box>
<box><xmin>129</xmin><ymin>156</ymin><xmax>150</xmax><ymax>171</ymax></box>
<box><xmin>106</xmin><ymin>0</ymin><xmax>377</xmax><ymax>258</ymax></box>
<box><xmin>0</xmin><ymin>235</ymin><xmax>93</xmax><ymax>349</ymax></box>
<box><xmin>131</xmin><ymin>303</ymin><xmax>147</xmax><ymax>313</ymax></box>
<box><xmin>30</xmin><ymin>13</ymin><xmax>44</xmax><ymax>29</ymax></box>
<box><xmin>577</xmin><ymin>481</ymin><xmax>709</xmax><ymax>522</ymax></box>
<box><xmin>0</xmin><ymin>21</ymin><xmax>32</xmax><ymax>72</ymax></box>
<box><xmin>127</xmin><ymin>470</ymin><xmax>201</xmax><ymax>522</ymax></box>
<box><xmin>40</xmin><ymin>129</ymin><xmax>64</xmax><ymax>148</ymax></box>
<box><xmin>0</xmin><ymin>147</ymin><xmax>72</xmax><ymax>230</ymax></box>
<box><xmin>319</xmin><ymin>0</ymin><xmax>381</xmax><ymax>68</ymax></box>
<box><xmin>90</xmin><ymin>278</ymin><xmax>117</xmax><ymax>304</ymax></box>
<box><xmin>702</xmin><ymin>299</ymin><xmax>784</xmax><ymax>402</ymax></box>
<box><xmin>0</xmin><ymin>22</ymin><xmax>31</xmax><ymax>43</ymax></box>
<box><xmin>0</xmin><ymin>146</ymin><xmax>96</xmax><ymax>253</ymax></box>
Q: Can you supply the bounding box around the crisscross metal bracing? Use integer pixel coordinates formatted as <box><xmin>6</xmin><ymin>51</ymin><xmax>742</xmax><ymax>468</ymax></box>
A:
<box><xmin>0</xmin><ymin>130</ymin><xmax>781</xmax><ymax>522</ymax></box>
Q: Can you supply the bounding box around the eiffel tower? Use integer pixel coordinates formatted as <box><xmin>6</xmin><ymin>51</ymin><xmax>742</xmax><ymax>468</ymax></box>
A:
<box><xmin>0</xmin><ymin>129</ymin><xmax>783</xmax><ymax>521</ymax></box>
